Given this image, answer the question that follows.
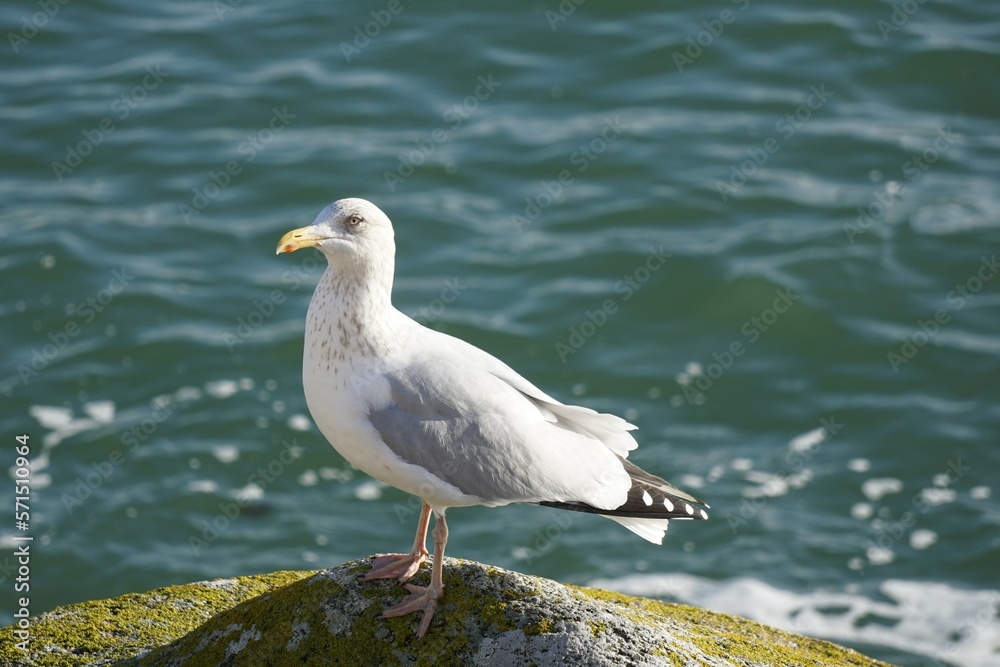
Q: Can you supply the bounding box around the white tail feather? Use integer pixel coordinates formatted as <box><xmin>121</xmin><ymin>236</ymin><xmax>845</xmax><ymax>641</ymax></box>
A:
<box><xmin>602</xmin><ymin>515</ymin><xmax>669</xmax><ymax>545</ymax></box>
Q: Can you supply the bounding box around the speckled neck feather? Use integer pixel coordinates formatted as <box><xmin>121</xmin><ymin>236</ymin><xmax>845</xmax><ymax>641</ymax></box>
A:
<box><xmin>307</xmin><ymin>258</ymin><xmax>399</xmax><ymax>362</ymax></box>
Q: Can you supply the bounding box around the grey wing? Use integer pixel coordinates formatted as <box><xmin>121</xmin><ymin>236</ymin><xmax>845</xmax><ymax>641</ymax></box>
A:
<box><xmin>366</xmin><ymin>357</ymin><xmax>631</xmax><ymax>508</ymax></box>
<box><xmin>423</xmin><ymin>327</ymin><xmax>641</xmax><ymax>456</ymax></box>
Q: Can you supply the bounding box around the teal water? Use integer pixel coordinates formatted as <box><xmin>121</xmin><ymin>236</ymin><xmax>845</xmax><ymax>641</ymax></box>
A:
<box><xmin>2</xmin><ymin>1</ymin><xmax>999</xmax><ymax>664</ymax></box>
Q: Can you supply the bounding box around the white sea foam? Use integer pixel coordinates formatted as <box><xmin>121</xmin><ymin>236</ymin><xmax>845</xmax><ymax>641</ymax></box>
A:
<box><xmin>83</xmin><ymin>400</ymin><xmax>115</xmax><ymax>424</ymax></box>
<box><xmin>850</xmin><ymin>502</ymin><xmax>874</xmax><ymax>520</ymax></box>
<box><xmin>233</xmin><ymin>483</ymin><xmax>264</xmax><ymax>502</ymax></box>
<box><xmin>28</xmin><ymin>405</ymin><xmax>73</xmax><ymax>430</ymax></box>
<box><xmin>909</xmin><ymin>529</ymin><xmax>938</xmax><ymax>550</ymax></box>
<box><xmin>969</xmin><ymin>486</ymin><xmax>990</xmax><ymax>500</ymax></box>
<box><xmin>211</xmin><ymin>445</ymin><xmax>240</xmax><ymax>464</ymax></box>
<box><xmin>187</xmin><ymin>479</ymin><xmax>219</xmax><ymax>493</ymax></box>
<box><xmin>319</xmin><ymin>467</ymin><xmax>353</xmax><ymax>482</ymax></box>
<box><xmin>742</xmin><ymin>468</ymin><xmax>812</xmax><ymax>499</ymax></box>
<box><xmin>30</xmin><ymin>472</ymin><xmax>51</xmax><ymax>490</ymax></box>
<box><xmin>933</xmin><ymin>472</ymin><xmax>953</xmax><ymax>487</ymax></box>
<box><xmin>173</xmin><ymin>386</ymin><xmax>202</xmax><ymax>402</ymax></box>
<box><xmin>729</xmin><ymin>457</ymin><xmax>754</xmax><ymax>472</ymax></box>
<box><xmin>287</xmin><ymin>414</ymin><xmax>312</xmax><ymax>431</ymax></box>
<box><xmin>706</xmin><ymin>464</ymin><xmax>726</xmax><ymax>483</ymax></box>
<box><xmin>29</xmin><ymin>404</ymin><xmax>101</xmax><ymax>447</ymax></box>
<box><xmin>866</xmin><ymin>544</ymin><xmax>895</xmax><ymax>566</ymax></box>
<box><xmin>354</xmin><ymin>480</ymin><xmax>383</xmax><ymax>501</ymax></box>
<box><xmin>861</xmin><ymin>477</ymin><xmax>903</xmax><ymax>501</ymax></box>
<box><xmin>588</xmin><ymin>573</ymin><xmax>1000</xmax><ymax>667</ymax></box>
<box><xmin>678</xmin><ymin>473</ymin><xmax>704</xmax><ymax>490</ymax></box>
<box><xmin>920</xmin><ymin>487</ymin><xmax>957</xmax><ymax>506</ymax></box>
<box><xmin>788</xmin><ymin>426</ymin><xmax>825</xmax><ymax>452</ymax></box>
<box><xmin>848</xmin><ymin>457</ymin><xmax>871</xmax><ymax>473</ymax></box>
<box><xmin>205</xmin><ymin>379</ymin><xmax>239</xmax><ymax>399</ymax></box>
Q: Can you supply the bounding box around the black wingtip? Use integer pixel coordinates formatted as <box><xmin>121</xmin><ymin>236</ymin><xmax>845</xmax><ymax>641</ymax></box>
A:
<box><xmin>539</xmin><ymin>457</ymin><xmax>710</xmax><ymax>521</ymax></box>
<box><xmin>539</xmin><ymin>492</ymin><xmax>709</xmax><ymax>521</ymax></box>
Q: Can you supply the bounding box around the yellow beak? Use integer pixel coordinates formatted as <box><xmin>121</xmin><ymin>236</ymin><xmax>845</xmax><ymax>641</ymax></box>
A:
<box><xmin>275</xmin><ymin>226</ymin><xmax>327</xmax><ymax>254</ymax></box>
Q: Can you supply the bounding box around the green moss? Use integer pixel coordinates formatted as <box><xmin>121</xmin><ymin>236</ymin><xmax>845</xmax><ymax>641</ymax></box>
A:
<box><xmin>523</xmin><ymin>618</ymin><xmax>557</xmax><ymax>635</ymax></box>
<box><xmin>0</xmin><ymin>570</ymin><xmax>315</xmax><ymax>667</ymax></box>
<box><xmin>2</xmin><ymin>558</ymin><xmax>896</xmax><ymax>667</ymax></box>
<box><xmin>131</xmin><ymin>559</ymin><xmax>541</xmax><ymax>667</ymax></box>
<box><xmin>566</xmin><ymin>582</ymin><xmax>653</xmax><ymax>627</ymax></box>
<box><xmin>586</xmin><ymin>619</ymin><xmax>608</xmax><ymax>636</ymax></box>
<box><xmin>440</xmin><ymin>565</ymin><xmax>533</xmax><ymax>632</ymax></box>
<box><xmin>652</xmin><ymin>646</ymin><xmax>688</xmax><ymax>667</ymax></box>
<box><xmin>568</xmin><ymin>584</ymin><xmax>893</xmax><ymax>667</ymax></box>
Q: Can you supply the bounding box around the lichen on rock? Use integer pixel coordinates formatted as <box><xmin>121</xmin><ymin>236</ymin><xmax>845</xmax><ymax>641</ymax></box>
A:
<box><xmin>0</xmin><ymin>557</ymin><xmax>897</xmax><ymax>666</ymax></box>
<box><xmin>0</xmin><ymin>570</ymin><xmax>313</xmax><ymax>667</ymax></box>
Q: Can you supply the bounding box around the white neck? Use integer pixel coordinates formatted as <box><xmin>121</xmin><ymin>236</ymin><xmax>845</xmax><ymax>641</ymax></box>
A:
<box><xmin>305</xmin><ymin>263</ymin><xmax>401</xmax><ymax>362</ymax></box>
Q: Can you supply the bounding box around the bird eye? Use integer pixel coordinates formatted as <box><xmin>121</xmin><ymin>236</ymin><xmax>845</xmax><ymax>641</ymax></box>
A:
<box><xmin>347</xmin><ymin>215</ymin><xmax>364</xmax><ymax>227</ymax></box>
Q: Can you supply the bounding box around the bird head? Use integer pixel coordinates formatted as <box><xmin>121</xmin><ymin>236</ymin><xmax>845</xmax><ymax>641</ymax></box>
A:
<box><xmin>275</xmin><ymin>198</ymin><xmax>396</xmax><ymax>271</ymax></box>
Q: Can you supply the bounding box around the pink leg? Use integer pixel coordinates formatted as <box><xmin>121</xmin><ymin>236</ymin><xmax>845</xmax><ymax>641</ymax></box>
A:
<box><xmin>362</xmin><ymin>501</ymin><xmax>431</xmax><ymax>583</ymax></box>
<box><xmin>380</xmin><ymin>509</ymin><xmax>447</xmax><ymax>638</ymax></box>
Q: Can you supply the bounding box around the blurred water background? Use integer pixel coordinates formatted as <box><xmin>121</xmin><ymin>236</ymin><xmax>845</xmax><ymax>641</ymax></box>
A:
<box><xmin>2</xmin><ymin>1</ymin><xmax>999</xmax><ymax>665</ymax></box>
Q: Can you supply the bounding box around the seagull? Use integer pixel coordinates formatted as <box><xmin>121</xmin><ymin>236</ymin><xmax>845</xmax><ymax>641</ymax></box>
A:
<box><xmin>276</xmin><ymin>198</ymin><xmax>708</xmax><ymax>638</ymax></box>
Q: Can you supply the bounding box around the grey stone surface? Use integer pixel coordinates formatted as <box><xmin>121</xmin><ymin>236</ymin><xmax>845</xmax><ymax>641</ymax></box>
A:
<box><xmin>0</xmin><ymin>557</ymin><xmax>897</xmax><ymax>667</ymax></box>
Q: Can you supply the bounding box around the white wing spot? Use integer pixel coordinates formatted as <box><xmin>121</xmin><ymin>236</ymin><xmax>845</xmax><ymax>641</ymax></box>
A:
<box><xmin>685</xmin><ymin>503</ymin><xmax>694</xmax><ymax>515</ymax></box>
<box><xmin>663</xmin><ymin>498</ymin><xmax>674</xmax><ymax>512</ymax></box>
<box><xmin>641</xmin><ymin>490</ymin><xmax>653</xmax><ymax>506</ymax></box>
<box><xmin>699</xmin><ymin>509</ymin><xmax>708</xmax><ymax>519</ymax></box>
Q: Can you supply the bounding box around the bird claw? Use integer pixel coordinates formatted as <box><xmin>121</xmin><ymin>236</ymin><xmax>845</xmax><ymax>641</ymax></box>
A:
<box><xmin>362</xmin><ymin>552</ymin><xmax>428</xmax><ymax>583</ymax></box>
<box><xmin>380</xmin><ymin>583</ymin><xmax>440</xmax><ymax>638</ymax></box>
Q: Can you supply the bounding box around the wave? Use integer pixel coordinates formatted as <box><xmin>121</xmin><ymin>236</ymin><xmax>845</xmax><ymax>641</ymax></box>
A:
<box><xmin>589</xmin><ymin>572</ymin><xmax>1000</xmax><ymax>667</ymax></box>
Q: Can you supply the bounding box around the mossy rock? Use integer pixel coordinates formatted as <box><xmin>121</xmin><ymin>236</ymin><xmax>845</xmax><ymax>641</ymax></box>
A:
<box><xmin>0</xmin><ymin>557</ymin><xmax>897</xmax><ymax>666</ymax></box>
<box><xmin>0</xmin><ymin>569</ymin><xmax>312</xmax><ymax>667</ymax></box>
